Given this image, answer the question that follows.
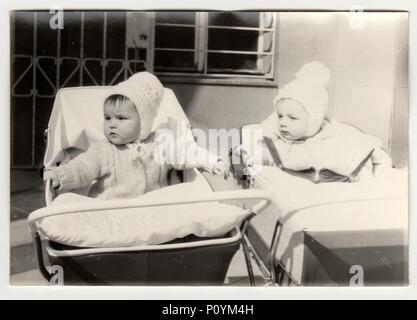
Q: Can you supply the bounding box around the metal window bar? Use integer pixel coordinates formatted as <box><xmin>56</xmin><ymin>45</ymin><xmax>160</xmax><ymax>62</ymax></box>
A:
<box><xmin>206</xmin><ymin>50</ymin><xmax>274</xmax><ymax>55</ymax></box>
<box><xmin>257</xmin><ymin>13</ymin><xmax>265</xmax><ymax>72</ymax></box>
<box><xmin>196</xmin><ymin>12</ymin><xmax>207</xmax><ymax>73</ymax></box>
<box><xmin>154</xmin><ymin>48</ymin><xmax>274</xmax><ymax>56</ymax></box>
<box><xmin>206</xmin><ymin>12</ymin><xmax>275</xmax><ymax>76</ymax></box>
<box><xmin>205</xmin><ymin>12</ymin><xmax>276</xmax><ymax>77</ymax></box>
<box><xmin>148</xmin><ymin>12</ymin><xmax>156</xmax><ymax>73</ymax></box>
<box><xmin>155</xmin><ymin>23</ymin><xmax>197</xmax><ymax>28</ymax></box>
<box><xmin>202</xmin><ymin>12</ymin><xmax>209</xmax><ymax>75</ymax></box>
<box><xmin>153</xmin><ymin>12</ymin><xmax>277</xmax><ymax>79</ymax></box>
<box><xmin>79</xmin><ymin>12</ymin><xmax>84</xmax><ymax>85</ymax></box>
<box><xmin>124</xmin><ymin>12</ymin><xmax>129</xmax><ymax>79</ymax></box>
<box><xmin>56</xmin><ymin>23</ymin><xmax>61</xmax><ymax>93</ymax></box>
<box><xmin>36</xmin><ymin>56</ymin><xmax>58</xmax><ymax>98</ymax></box>
<box><xmin>153</xmin><ymin>71</ymin><xmax>276</xmax><ymax>79</ymax></box>
<box><xmin>102</xmin><ymin>12</ymin><xmax>107</xmax><ymax>85</ymax></box>
<box><xmin>154</xmin><ymin>48</ymin><xmax>198</xmax><ymax>52</ymax></box>
<box><xmin>12</xmin><ymin>57</ymin><xmax>148</xmax><ymax>97</ymax></box>
<box><xmin>11</xmin><ymin>55</ymin><xmax>34</xmax><ymax>98</ymax></box>
<box><xmin>11</xmin><ymin>11</ymin><xmax>149</xmax><ymax>169</ymax></box>
<box><xmin>31</xmin><ymin>12</ymin><xmax>38</xmax><ymax>168</ymax></box>
<box><xmin>207</xmin><ymin>25</ymin><xmax>275</xmax><ymax>32</ymax></box>
<box><xmin>270</xmin><ymin>13</ymin><xmax>278</xmax><ymax>79</ymax></box>
<box><xmin>194</xmin><ymin>13</ymin><xmax>200</xmax><ymax>70</ymax></box>
<box><xmin>60</xmin><ymin>57</ymin><xmax>82</xmax><ymax>87</ymax></box>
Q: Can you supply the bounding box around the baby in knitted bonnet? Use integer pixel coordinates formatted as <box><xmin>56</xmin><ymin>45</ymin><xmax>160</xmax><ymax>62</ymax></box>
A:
<box><xmin>43</xmin><ymin>72</ymin><xmax>228</xmax><ymax>200</ymax></box>
<box><xmin>236</xmin><ymin>61</ymin><xmax>393</xmax><ymax>183</ymax></box>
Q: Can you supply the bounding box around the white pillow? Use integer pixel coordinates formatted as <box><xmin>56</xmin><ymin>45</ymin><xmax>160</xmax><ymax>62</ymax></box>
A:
<box><xmin>38</xmin><ymin>183</ymin><xmax>247</xmax><ymax>248</ymax></box>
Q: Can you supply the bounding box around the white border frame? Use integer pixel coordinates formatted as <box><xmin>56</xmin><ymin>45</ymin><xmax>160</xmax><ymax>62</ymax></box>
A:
<box><xmin>2</xmin><ymin>0</ymin><xmax>416</xmax><ymax>300</ymax></box>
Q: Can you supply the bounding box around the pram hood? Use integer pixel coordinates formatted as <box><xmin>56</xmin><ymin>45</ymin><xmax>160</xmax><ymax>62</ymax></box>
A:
<box><xmin>44</xmin><ymin>86</ymin><xmax>191</xmax><ymax>169</ymax></box>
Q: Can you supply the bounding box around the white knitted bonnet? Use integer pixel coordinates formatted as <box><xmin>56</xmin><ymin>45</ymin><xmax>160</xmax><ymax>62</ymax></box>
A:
<box><xmin>274</xmin><ymin>61</ymin><xmax>331</xmax><ymax>137</ymax></box>
<box><xmin>109</xmin><ymin>72</ymin><xmax>164</xmax><ymax>141</ymax></box>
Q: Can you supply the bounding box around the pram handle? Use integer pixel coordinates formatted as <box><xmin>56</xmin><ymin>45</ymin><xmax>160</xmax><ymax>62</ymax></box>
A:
<box><xmin>28</xmin><ymin>189</ymin><xmax>273</xmax><ymax>233</ymax></box>
<box><xmin>45</xmin><ymin>179</ymin><xmax>54</xmax><ymax>207</ymax></box>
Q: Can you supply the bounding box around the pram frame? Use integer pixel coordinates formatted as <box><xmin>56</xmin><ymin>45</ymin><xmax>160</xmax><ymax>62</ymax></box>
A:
<box><xmin>29</xmin><ymin>185</ymin><xmax>273</xmax><ymax>284</ymax></box>
<box><xmin>28</xmin><ymin>86</ymin><xmax>277</xmax><ymax>286</ymax></box>
<box><xmin>235</xmin><ymin>123</ymin><xmax>407</xmax><ymax>286</ymax></box>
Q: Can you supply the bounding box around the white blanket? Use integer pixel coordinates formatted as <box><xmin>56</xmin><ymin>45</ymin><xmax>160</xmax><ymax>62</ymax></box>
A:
<box><xmin>38</xmin><ymin>183</ymin><xmax>247</xmax><ymax>248</ymax></box>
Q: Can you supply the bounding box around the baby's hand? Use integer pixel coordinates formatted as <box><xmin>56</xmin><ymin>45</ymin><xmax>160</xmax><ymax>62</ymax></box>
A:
<box><xmin>211</xmin><ymin>160</ymin><xmax>230</xmax><ymax>179</ymax></box>
<box><xmin>231</xmin><ymin>145</ymin><xmax>255</xmax><ymax>168</ymax></box>
<box><xmin>43</xmin><ymin>170</ymin><xmax>60</xmax><ymax>189</ymax></box>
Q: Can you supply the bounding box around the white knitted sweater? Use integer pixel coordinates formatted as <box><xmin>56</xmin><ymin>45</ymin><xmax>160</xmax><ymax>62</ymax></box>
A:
<box><xmin>52</xmin><ymin>133</ymin><xmax>219</xmax><ymax>200</ymax></box>
<box><xmin>261</xmin><ymin>119</ymin><xmax>392</xmax><ymax>181</ymax></box>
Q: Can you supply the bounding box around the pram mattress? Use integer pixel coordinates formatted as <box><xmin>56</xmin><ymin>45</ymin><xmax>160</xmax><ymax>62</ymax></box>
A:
<box><xmin>38</xmin><ymin>183</ymin><xmax>248</xmax><ymax>248</ymax></box>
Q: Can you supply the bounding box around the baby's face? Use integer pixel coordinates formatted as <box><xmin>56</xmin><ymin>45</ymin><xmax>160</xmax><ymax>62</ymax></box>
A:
<box><xmin>103</xmin><ymin>102</ymin><xmax>141</xmax><ymax>145</ymax></box>
<box><xmin>276</xmin><ymin>99</ymin><xmax>309</xmax><ymax>140</ymax></box>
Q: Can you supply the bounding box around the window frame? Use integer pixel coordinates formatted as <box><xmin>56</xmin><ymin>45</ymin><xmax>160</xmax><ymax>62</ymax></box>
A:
<box><xmin>150</xmin><ymin>12</ymin><xmax>279</xmax><ymax>87</ymax></box>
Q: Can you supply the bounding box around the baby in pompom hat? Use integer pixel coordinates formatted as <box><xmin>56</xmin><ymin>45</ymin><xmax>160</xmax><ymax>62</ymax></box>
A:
<box><xmin>257</xmin><ymin>61</ymin><xmax>392</xmax><ymax>183</ymax></box>
<box><xmin>44</xmin><ymin>72</ymin><xmax>228</xmax><ymax>199</ymax></box>
<box><xmin>273</xmin><ymin>61</ymin><xmax>330</xmax><ymax>140</ymax></box>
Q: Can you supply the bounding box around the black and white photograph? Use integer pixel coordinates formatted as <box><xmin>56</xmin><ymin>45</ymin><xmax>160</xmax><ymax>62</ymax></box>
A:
<box><xmin>9</xmin><ymin>9</ymin><xmax>409</xmax><ymax>288</ymax></box>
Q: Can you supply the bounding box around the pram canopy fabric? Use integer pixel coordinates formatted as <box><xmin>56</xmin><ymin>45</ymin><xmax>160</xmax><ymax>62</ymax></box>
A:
<box><xmin>44</xmin><ymin>86</ymin><xmax>190</xmax><ymax>168</ymax></box>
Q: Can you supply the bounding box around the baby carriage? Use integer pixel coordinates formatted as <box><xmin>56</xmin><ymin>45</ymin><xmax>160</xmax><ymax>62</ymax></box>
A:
<box><xmin>231</xmin><ymin>120</ymin><xmax>408</xmax><ymax>286</ymax></box>
<box><xmin>27</xmin><ymin>86</ymin><xmax>272</xmax><ymax>286</ymax></box>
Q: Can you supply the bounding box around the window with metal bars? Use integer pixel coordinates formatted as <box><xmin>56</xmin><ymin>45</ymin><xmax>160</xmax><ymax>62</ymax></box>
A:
<box><xmin>153</xmin><ymin>12</ymin><xmax>277</xmax><ymax>81</ymax></box>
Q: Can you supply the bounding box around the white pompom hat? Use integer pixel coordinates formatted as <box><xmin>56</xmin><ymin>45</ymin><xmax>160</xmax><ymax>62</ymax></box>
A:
<box><xmin>109</xmin><ymin>72</ymin><xmax>164</xmax><ymax>141</ymax></box>
<box><xmin>274</xmin><ymin>61</ymin><xmax>331</xmax><ymax>137</ymax></box>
